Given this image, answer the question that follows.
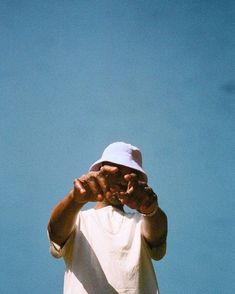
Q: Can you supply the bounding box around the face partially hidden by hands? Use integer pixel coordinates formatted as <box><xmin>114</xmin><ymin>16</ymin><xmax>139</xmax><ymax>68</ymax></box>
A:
<box><xmin>101</xmin><ymin>162</ymin><xmax>136</xmax><ymax>206</ymax></box>
<box><xmin>74</xmin><ymin>162</ymin><xmax>158</xmax><ymax>213</ymax></box>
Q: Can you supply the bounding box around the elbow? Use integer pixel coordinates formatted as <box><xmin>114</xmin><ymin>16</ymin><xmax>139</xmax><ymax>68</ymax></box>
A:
<box><xmin>155</xmin><ymin>241</ymin><xmax>167</xmax><ymax>260</ymax></box>
<box><xmin>151</xmin><ymin>240</ymin><xmax>167</xmax><ymax>261</ymax></box>
<box><xmin>47</xmin><ymin>221</ymin><xmax>64</xmax><ymax>247</ymax></box>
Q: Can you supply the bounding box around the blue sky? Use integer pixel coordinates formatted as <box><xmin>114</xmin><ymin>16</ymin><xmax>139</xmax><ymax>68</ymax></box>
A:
<box><xmin>1</xmin><ymin>1</ymin><xmax>234</xmax><ymax>293</ymax></box>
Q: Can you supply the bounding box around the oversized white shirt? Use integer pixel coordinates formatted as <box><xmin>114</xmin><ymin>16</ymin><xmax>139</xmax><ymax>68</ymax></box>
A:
<box><xmin>50</xmin><ymin>206</ymin><xmax>159</xmax><ymax>294</ymax></box>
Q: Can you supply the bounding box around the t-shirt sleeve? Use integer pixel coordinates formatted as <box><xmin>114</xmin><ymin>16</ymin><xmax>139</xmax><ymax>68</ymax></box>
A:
<box><xmin>47</xmin><ymin>228</ymin><xmax>76</xmax><ymax>258</ymax></box>
<box><xmin>48</xmin><ymin>215</ymin><xmax>79</xmax><ymax>259</ymax></box>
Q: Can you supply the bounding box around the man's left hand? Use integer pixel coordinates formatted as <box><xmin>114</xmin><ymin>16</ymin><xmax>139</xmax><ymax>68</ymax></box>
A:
<box><xmin>118</xmin><ymin>173</ymin><xmax>158</xmax><ymax>214</ymax></box>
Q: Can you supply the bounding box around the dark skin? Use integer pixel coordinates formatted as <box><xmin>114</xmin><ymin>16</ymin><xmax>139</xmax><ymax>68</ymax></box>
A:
<box><xmin>48</xmin><ymin>163</ymin><xmax>167</xmax><ymax>260</ymax></box>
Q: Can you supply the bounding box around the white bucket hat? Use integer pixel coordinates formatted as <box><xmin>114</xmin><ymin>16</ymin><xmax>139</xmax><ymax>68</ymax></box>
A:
<box><xmin>89</xmin><ymin>142</ymin><xmax>147</xmax><ymax>181</ymax></box>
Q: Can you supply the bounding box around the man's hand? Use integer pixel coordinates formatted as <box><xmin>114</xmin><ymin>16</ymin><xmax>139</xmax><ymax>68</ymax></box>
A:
<box><xmin>73</xmin><ymin>165</ymin><xmax>122</xmax><ymax>204</ymax></box>
<box><xmin>119</xmin><ymin>173</ymin><xmax>158</xmax><ymax>214</ymax></box>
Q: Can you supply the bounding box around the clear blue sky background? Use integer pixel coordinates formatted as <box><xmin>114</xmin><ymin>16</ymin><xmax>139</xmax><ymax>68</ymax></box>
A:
<box><xmin>1</xmin><ymin>1</ymin><xmax>234</xmax><ymax>293</ymax></box>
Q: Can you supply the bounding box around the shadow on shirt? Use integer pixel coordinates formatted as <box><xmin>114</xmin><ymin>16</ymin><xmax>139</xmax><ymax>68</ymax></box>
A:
<box><xmin>66</xmin><ymin>232</ymin><xmax>118</xmax><ymax>294</ymax></box>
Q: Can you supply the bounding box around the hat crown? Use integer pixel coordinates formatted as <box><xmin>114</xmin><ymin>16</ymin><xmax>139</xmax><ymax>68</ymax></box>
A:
<box><xmin>89</xmin><ymin>142</ymin><xmax>147</xmax><ymax>181</ymax></box>
<box><xmin>102</xmin><ymin>142</ymin><xmax>143</xmax><ymax>167</ymax></box>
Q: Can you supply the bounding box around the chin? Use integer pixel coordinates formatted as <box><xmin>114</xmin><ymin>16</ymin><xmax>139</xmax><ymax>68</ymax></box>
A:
<box><xmin>108</xmin><ymin>194</ymin><xmax>122</xmax><ymax>206</ymax></box>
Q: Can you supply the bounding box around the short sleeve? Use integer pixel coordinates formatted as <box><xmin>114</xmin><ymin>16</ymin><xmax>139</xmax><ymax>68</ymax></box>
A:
<box><xmin>47</xmin><ymin>218</ymin><xmax>78</xmax><ymax>259</ymax></box>
<box><xmin>48</xmin><ymin>236</ymin><xmax>65</xmax><ymax>258</ymax></box>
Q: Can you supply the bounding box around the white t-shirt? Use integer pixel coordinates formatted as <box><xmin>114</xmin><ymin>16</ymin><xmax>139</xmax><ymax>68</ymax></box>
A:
<box><xmin>50</xmin><ymin>206</ymin><xmax>159</xmax><ymax>294</ymax></box>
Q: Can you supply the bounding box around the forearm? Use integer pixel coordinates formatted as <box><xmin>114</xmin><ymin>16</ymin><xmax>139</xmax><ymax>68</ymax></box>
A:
<box><xmin>47</xmin><ymin>189</ymin><xmax>84</xmax><ymax>247</ymax></box>
<box><xmin>141</xmin><ymin>207</ymin><xmax>168</xmax><ymax>250</ymax></box>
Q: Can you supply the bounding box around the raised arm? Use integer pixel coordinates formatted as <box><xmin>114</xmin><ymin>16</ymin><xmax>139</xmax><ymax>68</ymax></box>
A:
<box><xmin>118</xmin><ymin>174</ymin><xmax>168</xmax><ymax>260</ymax></box>
<box><xmin>47</xmin><ymin>189</ymin><xmax>84</xmax><ymax>247</ymax></box>
<box><xmin>47</xmin><ymin>166</ymin><xmax>119</xmax><ymax>247</ymax></box>
<box><xmin>141</xmin><ymin>206</ymin><xmax>168</xmax><ymax>260</ymax></box>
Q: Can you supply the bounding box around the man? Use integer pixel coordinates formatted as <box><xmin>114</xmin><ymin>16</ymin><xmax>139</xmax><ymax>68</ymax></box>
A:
<box><xmin>48</xmin><ymin>142</ymin><xmax>168</xmax><ymax>294</ymax></box>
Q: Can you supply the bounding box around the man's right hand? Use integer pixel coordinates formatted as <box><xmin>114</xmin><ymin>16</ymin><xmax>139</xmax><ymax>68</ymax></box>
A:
<box><xmin>72</xmin><ymin>165</ymin><xmax>120</xmax><ymax>204</ymax></box>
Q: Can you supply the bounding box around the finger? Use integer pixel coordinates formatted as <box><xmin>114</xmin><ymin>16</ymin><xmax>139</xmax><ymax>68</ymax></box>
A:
<box><xmin>125</xmin><ymin>182</ymin><xmax>152</xmax><ymax>209</ymax></box>
<box><xmin>86</xmin><ymin>176</ymin><xmax>103</xmax><ymax>200</ymax></box>
<box><xmin>103</xmin><ymin>185</ymin><xmax>121</xmax><ymax>202</ymax></box>
<box><xmin>126</xmin><ymin>186</ymin><xmax>134</xmax><ymax>195</ymax></box>
<box><xmin>79</xmin><ymin>173</ymin><xmax>103</xmax><ymax>201</ymax></box>
<box><xmin>96</xmin><ymin>173</ymin><xmax>109</xmax><ymax>193</ymax></box>
<box><xmin>144</xmin><ymin>186</ymin><xmax>155</xmax><ymax>195</ymax></box>
<box><xmin>121</xmin><ymin>176</ymin><xmax>140</xmax><ymax>208</ymax></box>
<box><xmin>99</xmin><ymin>166</ymin><xmax>123</xmax><ymax>187</ymax></box>
<box><xmin>119</xmin><ymin>190</ymin><xmax>140</xmax><ymax>209</ymax></box>
<box><xmin>124</xmin><ymin>194</ymin><xmax>139</xmax><ymax>209</ymax></box>
<box><xmin>104</xmin><ymin>190</ymin><xmax>112</xmax><ymax>199</ymax></box>
<box><xmin>139</xmin><ymin>193</ymin><xmax>158</xmax><ymax>212</ymax></box>
<box><xmin>73</xmin><ymin>179</ymin><xmax>86</xmax><ymax>194</ymax></box>
<box><xmin>126</xmin><ymin>174</ymin><xmax>140</xmax><ymax>193</ymax></box>
<box><xmin>144</xmin><ymin>188</ymin><xmax>158</xmax><ymax>203</ymax></box>
<box><xmin>124</xmin><ymin>173</ymin><xmax>138</xmax><ymax>182</ymax></box>
<box><xmin>135</xmin><ymin>188</ymin><xmax>154</xmax><ymax>209</ymax></box>
<box><xmin>100</xmin><ymin>165</ymin><xmax>119</xmax><ymax>175</ymax></box>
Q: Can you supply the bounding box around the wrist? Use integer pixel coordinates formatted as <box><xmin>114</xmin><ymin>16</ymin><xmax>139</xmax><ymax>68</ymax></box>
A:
<box><xmin>70</xmin><ymin>190</ymin><xmax>86</xmax><ymax>207</ymax></box>
<box><xmin>138</xmin><ymin>194</ymin><xmax>159</xmax><ymax>217</ymax></box>
<box><xmin>139</xmin><ymin>205</ymin><xmax>159</xmax><ymax>217</ymax></box>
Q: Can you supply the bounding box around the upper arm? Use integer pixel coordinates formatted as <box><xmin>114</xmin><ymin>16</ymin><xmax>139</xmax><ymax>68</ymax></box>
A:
<box><xmin>140</xmin><ymin>208</ymin><xmax>168</xmax><ymax>260</ymax></box>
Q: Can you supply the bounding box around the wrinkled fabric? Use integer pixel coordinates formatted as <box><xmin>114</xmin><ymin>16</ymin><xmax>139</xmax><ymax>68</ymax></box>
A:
<box><xmin>49</xmin><ymin>206</ymin><xmax>159</xmax><ymax>294</ymax></box>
